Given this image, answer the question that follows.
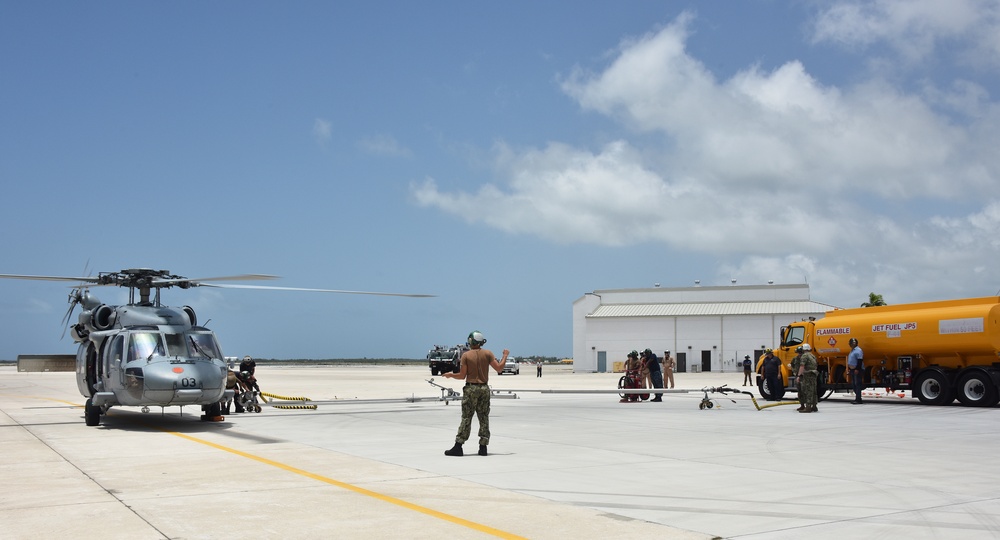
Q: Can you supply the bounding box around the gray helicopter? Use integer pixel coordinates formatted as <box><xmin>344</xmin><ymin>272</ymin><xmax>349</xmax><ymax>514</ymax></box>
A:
<box><xmin>0</xmin><ymin>268</ymin><xmax>432</xmax><ymax>426</ymax></box>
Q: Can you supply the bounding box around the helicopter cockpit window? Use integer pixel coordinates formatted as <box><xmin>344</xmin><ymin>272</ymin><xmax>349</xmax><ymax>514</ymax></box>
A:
<box><xmin>164</xmin><ymin>333</ymin><xmax>186</xmax><ymax>357</ymax></box>
<box><xmin>109</xmin><ymin>335</ymin><xmax>125</xmax><ymax>370</ymax></box>
<box><xmin>187</xmin><ymin>332</ymin><xmax>222</xmax><ymax>359</ymax></box>
<box><xmin>783</xmin><ymin>326</ymin><xmax>806</xmax><ymax>347</ymax></box>
<box><xmin>128</xmin><ymin>332</ymin><xmax>165</xmax><ymax>362</ymax></box>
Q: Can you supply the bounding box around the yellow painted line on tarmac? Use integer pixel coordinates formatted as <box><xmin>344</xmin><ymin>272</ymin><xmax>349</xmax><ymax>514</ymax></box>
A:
<box><xmin>164</xmin><ymin>428</ymin><xmax>526</xmax><ymax>540</ymax></box>
<box><xmin>23</xmin><ymin>396</ymin><xmax>524</xmax><ymax>538</ymax></box>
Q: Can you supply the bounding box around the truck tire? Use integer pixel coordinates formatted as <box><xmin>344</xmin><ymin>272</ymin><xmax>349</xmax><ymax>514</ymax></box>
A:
<box><xmin>817</xmin><ymin>369</ymin><xmax>832</xmax><ymax>401</ymax></box>
<box><xmin>955</xmin><ymin>370</ymin><xmax>999</xmax><ymax>407</ymax></box>
<box><xmin>914</xmin><ymin>371</ymin><xmax>954</xmax><ymax>406</ymax></box>
<box><xmin>758</xmin><ymin>378</ymin><xmax>784</xmax><ymax>401</ymax></box>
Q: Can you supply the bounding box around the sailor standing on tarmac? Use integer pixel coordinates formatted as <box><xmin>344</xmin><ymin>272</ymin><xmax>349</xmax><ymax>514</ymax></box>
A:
<box><xmin>762</xmin><ymin>349</ymin><xmax>781</xmax><ymax>401</ymax></box>
<box><xmin>791</xmin><ymin>347</ymin><xmax>804</xmax><ymax>409</ymax></box>
<box><xmin>642</xmin><ymin>349</ymin><xmax>664</xmax><ymax>402</ymax></box>
<box><xmin>443</xmin><ymin>330</ymin><xmax>508</xmax><ymax>457</ymax></box>
<box><xmin>663</xmin><ymin>351</ymin><xmax>675</xmax><ymax>389</ymax></box>
<box><xmin>848</xmin><ymin>338</ymin><xmax>864</xmax><ymax>404</ymax></box>
<box><xmin>797</xmin><ymin>344</ymin><xmax>819</xmax><ymax>413</ymax></box>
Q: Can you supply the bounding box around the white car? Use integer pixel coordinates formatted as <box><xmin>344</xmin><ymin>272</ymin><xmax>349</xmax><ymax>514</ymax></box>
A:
<box><xmin>501</xmin><ymin>358</ymin><xmax>520</xmax><ymax>375</ymax></box>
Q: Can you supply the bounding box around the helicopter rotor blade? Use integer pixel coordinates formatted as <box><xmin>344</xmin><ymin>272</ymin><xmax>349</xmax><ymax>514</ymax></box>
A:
<box><xmin>153</xmin><ymin>274</ymin><xmax>281</xmax><ymax>286</ymax></box>
<box><xmin>61</xmin><ymin>299</ymin><xmax>77</xmax><ymax>327</ymax></box>
<box><xmin>0</xmin><ymin>271</ymin><xmax>434</xmax><ymax>297</ymax></box>
<box><xmin>198</xmin><ymin>283</ymin><xmax>436</xmax><ymax>298</ymax></box>
<box><xmin>0</xmin><ymin>273</ymin><xmax>101</xmax><ymax>283</ymax></box>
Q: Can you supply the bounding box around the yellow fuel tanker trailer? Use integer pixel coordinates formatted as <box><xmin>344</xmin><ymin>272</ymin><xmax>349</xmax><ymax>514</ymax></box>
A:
<box><xmin>761</xmin><ymin>296</ymin><xmax>1000</xmax><ymax>406</ymax></box>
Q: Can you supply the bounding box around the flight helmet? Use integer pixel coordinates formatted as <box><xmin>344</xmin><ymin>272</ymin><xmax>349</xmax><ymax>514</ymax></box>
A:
<box><xmin>467</xmin><ymin>330</ymin><xmax>487</xmax><ymax>347</ymax></box>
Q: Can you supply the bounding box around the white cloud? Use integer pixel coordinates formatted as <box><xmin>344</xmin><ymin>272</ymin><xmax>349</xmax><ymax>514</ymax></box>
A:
<box><xmin>812</xmin><ymin>0</ymin><xmax>1000</xmax><ymax>69</ymax></box>
<box><xmin>412</xmin><ymin>11</ymin><xmax>1000</xmax><ymax>307</ymax></box>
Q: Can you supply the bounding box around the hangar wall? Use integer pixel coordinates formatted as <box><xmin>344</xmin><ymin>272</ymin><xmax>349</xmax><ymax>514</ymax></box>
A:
<box><xmin>572</xmin><ymin>284</ymin><xmax>835</xmax><ymax>373</ymax></box>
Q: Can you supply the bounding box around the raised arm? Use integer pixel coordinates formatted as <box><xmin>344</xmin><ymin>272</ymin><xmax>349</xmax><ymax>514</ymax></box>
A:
<box><xmin>491</xmin><ymin>349</ymin><xmax>510</xmax><ymax>374</ymax></box>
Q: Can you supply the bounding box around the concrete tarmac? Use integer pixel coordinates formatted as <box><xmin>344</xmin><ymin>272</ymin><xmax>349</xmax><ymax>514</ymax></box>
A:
<box><xmin>3</xmin><ymin>363</ymin><xmax>1000</xmax><ymax>539</ymax></box>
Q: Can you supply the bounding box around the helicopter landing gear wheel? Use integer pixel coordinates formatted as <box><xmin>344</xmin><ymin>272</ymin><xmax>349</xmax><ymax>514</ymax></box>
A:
<box><xmin>84</xmin><ymin>398</ymin><xmax>101</xmax><ymax>426</ymax></box>
<box><xmin>698</xmin><ymin>399</ymin><xmax>713</xmax><ymax>410</ymax></box>
<box><xmin>253</xmin><ymin>404</ymin><xmax>262</xmax><ymax>413</ymax></box>
<box><xmin>201</xmin><ymin>401</ymin><xmax>223</xmax><ymax>421</ymax></box>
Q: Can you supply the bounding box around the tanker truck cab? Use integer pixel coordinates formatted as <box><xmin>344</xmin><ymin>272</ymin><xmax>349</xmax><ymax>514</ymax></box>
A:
<box><xmin>755</xmin><ymin>323</ymin><xmax>811</xmax><ymax>401</ymax></box>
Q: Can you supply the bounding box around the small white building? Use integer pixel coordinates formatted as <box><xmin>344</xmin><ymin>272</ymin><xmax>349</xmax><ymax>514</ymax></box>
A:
<box><xmin>572</xmin><ymin>284</ymin><xmax>838</xmax><ymax>373</ymax></box>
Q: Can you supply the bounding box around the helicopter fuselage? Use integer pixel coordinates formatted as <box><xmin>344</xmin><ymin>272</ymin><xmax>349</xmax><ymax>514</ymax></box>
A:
<box><xmin>74</xmin><ymin>303</ymin><xmax>230</xmax><ymax>412</ymax></box>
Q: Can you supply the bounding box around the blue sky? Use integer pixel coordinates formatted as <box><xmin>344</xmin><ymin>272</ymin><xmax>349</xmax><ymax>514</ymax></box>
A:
<box><xmin>2</xmin><ymin>1</ymin><xmax>999</xmax><ymax>360</ymax></box>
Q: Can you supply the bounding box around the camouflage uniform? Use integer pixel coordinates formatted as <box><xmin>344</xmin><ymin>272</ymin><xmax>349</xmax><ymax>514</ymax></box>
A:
<box><xmin>456</xmin><ymin>383</ymin><xmax>492</xmax><ymax>445</ymax></box>
<box><xmin>799</xmin><ymin>352</ymin><xmax>819</xmax><ymax>411</ymax></box>
<box><xmin>791</xmin><ymin>353</ymin><xmax>803</xmax><ymax>408</ymax></box>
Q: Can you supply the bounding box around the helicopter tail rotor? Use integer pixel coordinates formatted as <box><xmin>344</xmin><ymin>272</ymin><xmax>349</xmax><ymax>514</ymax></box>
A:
<box><xmin>60</xmin><ymin>288</ymin><xmax>83</xmax><ymax>339</ymax></box>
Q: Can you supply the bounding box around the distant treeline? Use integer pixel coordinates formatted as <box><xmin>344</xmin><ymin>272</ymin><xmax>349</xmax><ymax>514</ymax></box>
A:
<box><xmin>516</xmin><ymin>356</ymin><xmax>561</xmax><ymax>363</ymax></box>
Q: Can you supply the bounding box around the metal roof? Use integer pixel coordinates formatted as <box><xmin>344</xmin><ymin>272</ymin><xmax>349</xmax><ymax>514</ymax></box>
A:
<box><xmin>587</xmin><ymin>301</ymin><xmax>837</xmax><ymax>318</ymax></box>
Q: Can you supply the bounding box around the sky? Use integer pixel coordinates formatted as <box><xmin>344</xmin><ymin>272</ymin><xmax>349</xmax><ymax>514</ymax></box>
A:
<box><xmin>2</xmin><ymin>1</ymin><xmax>999</xmax><ymax>360</ymax></box>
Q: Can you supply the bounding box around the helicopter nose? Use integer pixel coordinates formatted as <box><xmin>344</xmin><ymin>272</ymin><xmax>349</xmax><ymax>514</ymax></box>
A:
<box><xmin>142</xmin><ymin>360</ymin><xmax>227</xmax><ymax>404</ymax></box>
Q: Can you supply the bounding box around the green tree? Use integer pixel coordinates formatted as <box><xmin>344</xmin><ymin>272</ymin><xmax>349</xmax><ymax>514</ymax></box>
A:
<box><xmin>860</xmin><ymin>292</ymin><xmax>887</xmax><ymax>307</ymax></box>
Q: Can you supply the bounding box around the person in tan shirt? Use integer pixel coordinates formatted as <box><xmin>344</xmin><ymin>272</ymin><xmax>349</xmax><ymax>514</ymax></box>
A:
<box><xmin>663</xmin><ymin>351</ymin><xmax>675</xmax><ymax>389</ymax></box>
<box><xmin>443</xmin><ymin>330</ymin><xmax>508</xmax><ymax>456</ymax></box>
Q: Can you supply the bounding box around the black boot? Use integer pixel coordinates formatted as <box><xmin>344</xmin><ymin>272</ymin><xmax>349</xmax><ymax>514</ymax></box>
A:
<box><xmin>478</xmin><ymin>444</ymin><xmax>488</xmax><ymax>456</ymax></box>
<box><xmin>444</xmin><ymin>443</ymin><xmax>463</xmax><ymax>456</ymax></box>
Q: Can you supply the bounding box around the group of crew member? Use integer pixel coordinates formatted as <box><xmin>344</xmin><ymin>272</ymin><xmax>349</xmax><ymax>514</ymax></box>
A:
<box><xmin>619</xmin><ymin>349</ymin><xmax>676</xmax><ymax>403</ymax></box>
<box><xmin>758</xmin><ymin>338</ymin><xmax>865</xmax><ymax>411</ymax></box>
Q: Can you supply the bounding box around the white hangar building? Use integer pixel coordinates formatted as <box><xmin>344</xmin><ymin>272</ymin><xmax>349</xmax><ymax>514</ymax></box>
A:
<box><xmin>572</xmin><ymin>284</ymin><xmax>838</xmax><ymax>373</ymax></box>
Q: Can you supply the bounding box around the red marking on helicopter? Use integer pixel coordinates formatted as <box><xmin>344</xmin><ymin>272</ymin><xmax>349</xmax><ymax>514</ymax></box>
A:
<box><xmin>173</xmin><ymin>367</ymin><xmax>184</xmax><ymax>373</ymax></box>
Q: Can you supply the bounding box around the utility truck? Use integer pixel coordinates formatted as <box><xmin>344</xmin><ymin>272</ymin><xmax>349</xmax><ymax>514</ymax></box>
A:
<box><xmin>427</xmin><ymin>344</ymin><xmax>468</xmax><ymax>376</ymax></box>
<box><xmin>759</xmin><ymin>296</ymin><xmax>1000</xmax><ymax>407</ymax></box>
